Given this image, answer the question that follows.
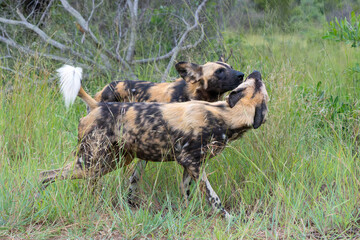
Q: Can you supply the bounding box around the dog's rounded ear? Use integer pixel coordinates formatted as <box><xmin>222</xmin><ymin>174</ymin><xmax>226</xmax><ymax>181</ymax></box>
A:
<box><xmin>175</xmin><ymin>62</ymin><xmax>203</xmax><ymax>83</ymax></box>
<box><xmin>253</xmin><ymin>101</ymin><xmax>267</xmax><ymax>129</ymax></box>
<box><xmin>226</xmin><ymin>88</ymin><xmax>245</xmax><ymax>108</ymax></box>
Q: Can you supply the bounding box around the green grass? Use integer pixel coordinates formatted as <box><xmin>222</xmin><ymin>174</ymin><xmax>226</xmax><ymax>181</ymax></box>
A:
<box><xmin>1</xmin><ymin>29</ymin><xmax>360</xmax><ymax>239</ymax></box>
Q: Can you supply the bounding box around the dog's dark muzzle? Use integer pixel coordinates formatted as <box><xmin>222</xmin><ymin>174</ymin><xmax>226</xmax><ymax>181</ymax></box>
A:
<box><xmin>234</xmin><ymin>71</ymin><xmax>245</xmax><ymax>83</ymax></box>
<box><xmin>225</xmin><ymin>70</ymin><xmax>245</xmax><ymax>89</ymax></box>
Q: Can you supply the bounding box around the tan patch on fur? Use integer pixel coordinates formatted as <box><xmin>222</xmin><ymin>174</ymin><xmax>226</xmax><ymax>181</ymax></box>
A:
<box><xmin>94</xmin><ymin>86</ymin><xmax>107</xmax><ymax>102</ymax></box>
<box><xmin>185</xmin><ymin>81</ymin><xmax>202</xmax><ymax>99</ymax></box>
<box><xmin>78</xmin><ymin>107</ymin><xmax>102</xmax><ymax>137</ymax></box>
<box><xmin>147</xmin><ymin>83</ymin><xmax>174</xmax><ymax>102</ymax></box>
<box><xmin>161</xmin><ymin>102</ymin><xmax>207</xmax><ymax>135</ymax></box>
<box><xmin>115</xmin><ymin>82</ymin><xmax>129</xmax><ymax>98</ymax></box>
<box><xmin>121</xmin><ymin>107</ymin><xmax>138</xmax><ymax>131</ymax></box>
<box><xmin>202</xmin><ymin>62</ymin><xmax>230</xmax><ymax>78</ymax></box>
<box><xmin>94</xmin><ymin>82</ymin><xmax>129</xmax><ymax>102</ymax></box>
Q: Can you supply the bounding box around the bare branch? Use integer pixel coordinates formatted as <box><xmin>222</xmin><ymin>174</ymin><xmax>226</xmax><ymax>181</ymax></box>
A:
<box><xmin>83</xmin><ymin>0</ymin><xmax>104</xmax><ymax>43</ymax></box>
<box><xmin>0</xmin><ymin>55</ymin><xmax>13</xmax><ymax>60</ymax></box>
<box><xmin>0</xmin><ymin>66</ymin><xmax>16</xmax><ymax>74</ymax></box>
<box><xmin>125</xmin><ymin>0</ymin><xmax>138</xmax><ymax>63</ymax></box>
<box><xmin>0</xmin><ymin>9</ymin><xmax>103</xmax><ymax>68</ymax></box>
<box><xmin>36</xmin><ymin>0</ymin><xmax>55</xmax><ymax>27</ymax></box>
<box><xmin>133</xmin><ymin>0</ymin><xmax>207</xmax><ymax>66</ymax></box>
<box><xmin>0</xmin><ymin>35</ymin><xmax>90</xmax><ymax>69</ymax></box>
<box><xmin>88</xmin><ymin>0</ymin><xmax>104</xmax><ymax>23</ymax></box>
<box><xmin>60</xmin><ymin>0</ymin><xmax>137</xmax><ymax>79</ymax></box>
<box><xmin>161</xmin><ymin>0</ymin><xmax>208</xmax><ymax>82</ymax></box>
<box><xmin>132</xmin><ymin>29</ymin><xmax>205</xmax><ymax>64</ymax></box>
<box><xmin>162</xmin><ymin>25</ymin><xmax>205</xmax><ymax>82</ymax></box>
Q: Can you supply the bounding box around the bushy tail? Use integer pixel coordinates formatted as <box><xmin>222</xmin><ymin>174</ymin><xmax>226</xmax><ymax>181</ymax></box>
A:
<box><xmin>57</xmin><ymin>65</ymin><xmax>98</xmax><ymax>111</ymax></box>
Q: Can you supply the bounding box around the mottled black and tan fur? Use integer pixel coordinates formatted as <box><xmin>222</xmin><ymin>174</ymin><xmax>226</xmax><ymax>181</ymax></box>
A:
<box><xmin>93</xmin><ymin>60</ymin><xmax>245</xmax><ymax>204</ymax></box>
<box><xmin>41</xmin><ymin>67</ymin><xmax>269</xmax><ymax>219</ymax></box>
<box><xmin>94</xmin><ymin>61</ymin><xmax>244</xmax><ymax>103</ymax></box>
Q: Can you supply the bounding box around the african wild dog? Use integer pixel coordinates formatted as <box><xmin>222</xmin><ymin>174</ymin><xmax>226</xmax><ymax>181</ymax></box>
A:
<box><xmin>94</xmin><ymin>61</ymin><xmax>244</xmax><ymax>103</ymax></box>
<box><xmin>87</xmin><ymin>60</ymin><xmax>244</xmax><ymax>205</ymax></box>
<box><xmin>40</xmin><ymin>66</ymin><xmax>269</xmax><ymax>219</ymax></box>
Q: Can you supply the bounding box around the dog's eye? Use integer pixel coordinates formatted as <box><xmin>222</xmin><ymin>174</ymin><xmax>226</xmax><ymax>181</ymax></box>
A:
<box><xmin>215</xmin><ymin>68</ymin><xmax>225</xmax><ymax>75</ymax></box>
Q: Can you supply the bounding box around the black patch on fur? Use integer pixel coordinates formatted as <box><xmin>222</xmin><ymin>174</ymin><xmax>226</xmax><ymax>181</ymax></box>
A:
<box><xmin>101</xmin><ymin>81</ymin><xmax>122</xmax><ymax>102</ymax></box>
<box><xmin>133</xmin><ymin>103</ymin><xmax>161</xmax><ymax>125</ymax></box>
<box><xmin>215</xmin><ymin>62</ymin><xmax>231</xmax><ymax>69</ymax></box>
<box><xmin>123</xmin><ymin>80</ymin><xmax>155</xmax><ymax>102</ymax></box>
<box><xmin>246</xmin><ymin>71</ymin><xmax>262</xmax><ymax>98</ymax></box>
<box><xmin>226</xmin><ymin>126</ymin><xmax>251</xmax><ymax>140</ymax></box>
<box><xmin>247</xmin><ymin>71</ymin><xmax>261</xmax><ymax>81</ymax></box>
<box><xmin>227</xmin><ymin>88</ymin><xmax>245</xmax><ymax>108</ymax></box>
<box><xmin>253</xmin><ymin>100</ymin><xmax>267</xmax><ymax>129</ymax></box>
<box><xmin>170</xmin><ymin>79</ymin><xmax>190</xmax><ymax>102</ymax></box>
<box><xmin>206</xmin><ymin>69</ymin><xmax>244</xmax><ymax>96</ymax></box>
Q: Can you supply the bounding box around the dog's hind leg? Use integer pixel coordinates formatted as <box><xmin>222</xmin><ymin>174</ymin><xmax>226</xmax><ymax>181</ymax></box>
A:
<box><xmin>127</xmin><ymin>160</ymin><xmax>147</xmax><ymax>206</ymax></box>
<box><xmin>40</xmin><ymin>157</ymin><xmax>89</xmax><ymax>189</ymax></box>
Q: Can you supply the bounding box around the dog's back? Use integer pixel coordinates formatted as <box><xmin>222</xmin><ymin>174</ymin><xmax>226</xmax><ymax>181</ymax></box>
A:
<box><xmin>94</xmin><ymin>79</ymin><xmax>189</xmax><ymax>103</ymax></box>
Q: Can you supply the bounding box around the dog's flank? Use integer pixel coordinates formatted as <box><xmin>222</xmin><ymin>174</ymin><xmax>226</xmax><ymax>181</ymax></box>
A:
<box><xmin>42</xmin><ymin>68</ymin><xmax>268</xmax><ymax>219</ymax></box>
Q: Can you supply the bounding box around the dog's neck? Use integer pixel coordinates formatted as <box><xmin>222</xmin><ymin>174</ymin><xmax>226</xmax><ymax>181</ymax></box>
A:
<box><xmin>183</xmin><ymin>80</ymin><xmax>222</xmax><ymax>102</ymax></box>
<box><xmin>206</xmin><ymin>101</ymin><xmax>255</xmax><ymax>139</ymax></box>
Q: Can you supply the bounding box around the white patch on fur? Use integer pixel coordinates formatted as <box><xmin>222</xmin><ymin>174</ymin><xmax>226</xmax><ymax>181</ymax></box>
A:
<box><xmin>202</xmin><ymin>172</ymin><xmax>231</xmax><ymax>218</ymax></box>
<box><xmin>57</xmin><ymin>65</ymin><xmax>83</xmax><ymax>108</ymax></box>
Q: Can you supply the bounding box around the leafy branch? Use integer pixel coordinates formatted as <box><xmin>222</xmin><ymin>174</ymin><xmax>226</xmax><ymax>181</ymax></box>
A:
<box><xmin>323</xmin><ymin>11</ymin><xmax>360</xmax><ymax>47</ymax></box>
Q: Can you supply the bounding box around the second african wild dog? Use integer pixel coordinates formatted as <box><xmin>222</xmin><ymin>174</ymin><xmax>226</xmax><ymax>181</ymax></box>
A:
<box><xmin>94</xmin><ymin>61</ymin><xmax>245</xmax><ymax>103</ymax></box>
<box><xmin>92</xmin><ymin>60</ymin><xmax>245</xmax><ymax>205</ymax></box>
<box><xmin>40</xmin><ymin>66</ymin><xmax>269</xmax><ymax>219</ymax></box>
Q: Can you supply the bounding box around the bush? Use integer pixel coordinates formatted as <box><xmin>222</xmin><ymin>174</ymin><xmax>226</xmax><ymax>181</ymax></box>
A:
<box><xmin>323</xmin><ymin>11</ymin><xmax>360</xmax><ymax>47</ymax></box>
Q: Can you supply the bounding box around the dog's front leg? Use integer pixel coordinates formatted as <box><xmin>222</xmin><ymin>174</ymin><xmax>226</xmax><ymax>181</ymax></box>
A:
<box><xmin>180</xmin><ymin>167</ymin><xmax>192</xmax><ymax>206</ymax></box>
<box><xmin>127</xmin><ymin>160</ymin><xmax>147</xmax><ymax>206</ymax></box>
<box><xmin>184</xmin><ymin>165</ymin><xmax>231</xmax><ymax>219</ymax></box>
<box><xmin>199</xmin><ymin>171</ymin><xmax>231</xmax><ymax>219</ymax></box>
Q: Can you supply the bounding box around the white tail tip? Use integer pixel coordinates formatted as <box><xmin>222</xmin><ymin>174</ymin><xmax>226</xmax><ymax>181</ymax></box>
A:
<box><xmin>56</xmin><ymin>65</ymin><xmax>82</xmax><ymax>108</ymax></box>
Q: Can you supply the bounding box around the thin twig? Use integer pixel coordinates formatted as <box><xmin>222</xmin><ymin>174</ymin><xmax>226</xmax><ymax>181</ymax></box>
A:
<box><xmin>161</xmin><ymin>0</ymin><xmax>207</xmax><ymax>82</ymax></box>
<box><xmin>60</xmin><ymin>0</ymin><xmax>137</xmax><ymax>79</ymax></box>
<box><xmin>36</xmin><ymin>0</ymin><xmax>55</xmax><ymax>27</ymax></box>
<box><xmin>133</xmin><ymin>0</ymin><xmax>207</xmax><ymax>66</ymax></box>
<box><xmin>132</xmin><ymin>28</ymin><xmax>205</xmax><ymax>65</ymax></box>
